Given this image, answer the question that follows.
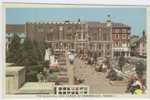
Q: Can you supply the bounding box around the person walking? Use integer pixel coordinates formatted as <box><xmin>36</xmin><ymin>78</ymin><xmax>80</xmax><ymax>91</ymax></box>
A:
<box><xmin>37</xmin><ymin>72</ymin><xmax>44</xmax><ymax>82</ymax></box>
<box><xmin>68</xmin><ymin>51</ymin><xmax>75</xmax><ymax>64</ymax></box>
<box><xmin>93</xmin><ymin>51</ymin><xmax>97</xmax><ymax>65</ymax></box>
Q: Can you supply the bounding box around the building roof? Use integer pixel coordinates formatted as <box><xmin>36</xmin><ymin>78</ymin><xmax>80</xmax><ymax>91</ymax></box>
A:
<box><xmin>112</xmin><ymin>22</ymin><xmax>130</xmax><ymax>28</ymax></box>
<box><xmin>6</xmin><ymin>22</ymin><xmax>130</xmax><ymax>33</ymax></box>
<box><xmin>87</xmin><ymin>21</ymin><xmax>101</xmax><ymax>25</ymax></box>
<box><xmin>139</xmin><ymin>35</ymin><xmax>146</xmax><ymax>43</ymax></box>
<box><xmin>6</xmin><ymin>24</ymin><xmax>25</xmax><ymax>33</ymax></box>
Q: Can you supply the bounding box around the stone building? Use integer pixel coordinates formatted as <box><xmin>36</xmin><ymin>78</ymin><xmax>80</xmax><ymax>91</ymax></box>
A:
<box><xmin>6</xmin><ymin>16</ymin><xmax>131</xmax><ymax>58</ymax></box>
<box><xmin>25</xmin><ymin>16</ymin><xmax>112</xmax><ymax>58</ymax></box>
<box><xmin>136</xmin><ymin>30</ymin><xmax>146</xmax><ymax>57</ymax></box>
<box><xmin>130</xmin><ymin>35</ymin><xmax>139</xmax><ymax>56</ymax></box>
<box><xmin>112</xmin><ymin>23</ymin><xmax>131</xmax><ymax>57</ymax></box>
<box><xmin>6</xmin><ymin>64</ymin><xmax>25</xmax><ymax>94</ymax></box>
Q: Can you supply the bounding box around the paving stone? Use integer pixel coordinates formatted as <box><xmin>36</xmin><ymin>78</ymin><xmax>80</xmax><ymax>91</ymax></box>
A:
<box><xmin>73</xmin><ymin>58</ymin><xmax>126</xmax><ymax>94</ymax></box>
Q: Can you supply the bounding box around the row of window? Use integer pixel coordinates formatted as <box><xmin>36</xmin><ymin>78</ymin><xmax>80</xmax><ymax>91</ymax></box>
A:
<box><xmin>46</xmin><ymin>32</ymin><xmax>111</xmax><ymax>41</ymax></box>
<box><xmin>90</xmin><ymin>44</ymin><xmax>111</xmax><ymax>50</ymax></box>
<box><xmin>28</xmin><ymin>24</ymin><xmax>130</xmax><ymax>33</ymax></box>
<box><xmin>113</xmin><ymin>34</ymin><xmax>128</xmax><ymax>39</ymax></box>
<box><xmin>113</xmin><ymin>42</ymin><xmax>129</xmax><ymax>47</ymax></box>
<box><xmin>112</xmin><ymin>29</ymin><xmax>130</xmax><ymax>33</ymax></box>
<box><xmin>28</xmin><ymin>25</ymin><xmax>82</xmax><ymax>32</ymax></box>
<box><xmin>44</xmin><ymin>41</ymin><xmax>129</xmax><ymax>49</ymax></box>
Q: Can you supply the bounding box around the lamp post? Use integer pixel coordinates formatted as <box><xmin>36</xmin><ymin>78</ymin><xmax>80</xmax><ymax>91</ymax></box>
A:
<box><xmin>60</xmin><ymin>42</ymin><xmax>63</xmax><ymax>51</ymax></box>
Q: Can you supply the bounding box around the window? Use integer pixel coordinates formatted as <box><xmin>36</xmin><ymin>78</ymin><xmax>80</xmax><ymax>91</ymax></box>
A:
<box><xmin>67</xmin><ymin>26</ymin><xmax>72</xmax><ymax>31</ymax></box>
<box><xmin>118</xmin><ymin>34</ymin><xmax>120</xmax><ymax>38</ymax></box>
<box><xmin>103</xmin><ymin>33</ymin><xmax>107</xmax><ymax>41</ymax></box>
<box><xmin>128</xmin><ymin>30</ymin><xmax>131</xmax><ymax>33</ymax></box>
<box><xmin>99</xmin><ymin>52</ymin><xmax>102</xmax><ymax>57</ymax></box>
<box><xmin>106</xmin><ymin>44</ymin><xmax>110</xmax><ymax>49</ymax></box>
<box><xmin>49</xmin><ymin>28</ymin><xmax>54</xmax><ymax>32</ymax></box>
<box><xmin>122</xmin><ymin>34</ymin><xmax>126</xmax><ymax>39</ymax></box>
<box><xmin>115</xmin><ymin>29</ymin><xmax>120</xmax><ymax>33</ymax></box>
<box><xmin>122</xmin><ymin>41</ymin><xmax>127</xmax><ymax>47</ymax></box>
<box><xmin>112</xmin><ymin>29</ymin><xmax>115</xmax><ymax>33</ymax></box>
<box><xmin>122</xmin><ymin>29</ymin><xmax>127</xmax><ymax>33</ymax></box>
<box><xmin>59</xmin><ymin>26</ymin><xmax>63</xmax><ymax>31</ymax></box>
<box><xmin>116</xmin><ymin>42</ymin><xmax>119</xmax><ymax>47</ymax></box>
<box><xmin>116</xmin><ymin>34</ymin><xmax>119</xmax><ymax>39</ymax></box>
<box><xmin>78</xmin><ymin>33</ymin><xmax>81</xmax><ymax>39</ymax></box>
<box><xmin>83</xmin><ymin>33</ymin><xmax>86</xmax><ymax>39</ymax></box>
<box><xmin>107</xmin><ymin>52</ymin><xmax>110</xmax><ymax>56</ymax></box>
<box><xmin>38</xmin><ymin>28</ymin><xmax>44</xmax><ymax>32</ymax></box>
<box><xmin>99</xmin><ymin>44</ymin><xmax>101</xmax><ymax>49</ymax></box>
<box><xmin>119</xmin><ymin>42</ymin><xmax>122</xmax><ymax>46</ymax></box>
<box><xmin>99</xmin><ymin>28</ymin><xmax>101</xmax><ymax>32</ymax></box>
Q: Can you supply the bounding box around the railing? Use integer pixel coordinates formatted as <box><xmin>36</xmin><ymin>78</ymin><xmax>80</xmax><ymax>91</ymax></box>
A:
<box><xmin>54</xmin><ymin>85</ymin><xmax>89</xmax><ymax>96</ymax></box>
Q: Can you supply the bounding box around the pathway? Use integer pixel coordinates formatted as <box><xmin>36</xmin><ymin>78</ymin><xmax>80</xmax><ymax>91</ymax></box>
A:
<box><xmin>74</xmin><ymin>58</ymin><xmax>127</xmax><ymax>94</ymax></box>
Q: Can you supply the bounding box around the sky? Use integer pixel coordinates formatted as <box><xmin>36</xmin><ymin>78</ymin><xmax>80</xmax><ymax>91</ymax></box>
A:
<box><xmin>2</xmin><ymin>0</ymin><xmax>150</xmax><ymax>5</ymax></box>
<box><xmin>6</xmin><ymin>8</ymin><xmax>146</xmax><ymax>36</ymax></box>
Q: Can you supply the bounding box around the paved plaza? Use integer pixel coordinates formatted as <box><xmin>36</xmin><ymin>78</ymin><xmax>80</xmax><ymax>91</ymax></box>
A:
<box><xmin>67</xmin><ymin>57</ymin><xmax>127</xmax><ymax>94</ymax></box>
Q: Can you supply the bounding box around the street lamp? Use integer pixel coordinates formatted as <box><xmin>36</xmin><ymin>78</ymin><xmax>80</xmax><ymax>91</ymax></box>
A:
<box><xmin>60</xmin><ymin>42</ymin><xmax>63</xmax><ymax>51</ymax></box>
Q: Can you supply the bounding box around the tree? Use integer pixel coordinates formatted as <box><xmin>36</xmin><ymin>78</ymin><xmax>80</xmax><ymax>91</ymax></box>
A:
<box><xmin>18</xmin><ymin>39</ymin><xmax>46</xmax><ymax>82</ymax></box>
<box><xmin>7</xmin><ymin>36</ymin><xmax>47</xmax><ymax>67</ymax></box>
<box><xmin>18</xmin><ymin>39</ymin><xmax>46</xmax><ymax>66</ymax></box>
<box><xmin>19</xmin><ymin>39</ymin><xmax>37</xmax><ymax>66</ymax></box>
<box><xmin>130</xmin><ymin>35</ymin><xmax>139</xmax><ymax>56</ymax></box>
<box><xmin>7</xmin><ymin>36</ymin><xmax>47</xmax><ymax>82</ymax></box>
<box><xmin>135</xmin><ymin>61</ymin><xmax>145</xmax><ymax>77</ymax></box>
<box><xmin>6</xmin><ymin>34</ymin><xmax>22</xmax><ymax>64</ymax></box>
<box><xmin>34</xmin><ymin>41</ymin><xmax>46</xmax><ymax>65</ymax></box>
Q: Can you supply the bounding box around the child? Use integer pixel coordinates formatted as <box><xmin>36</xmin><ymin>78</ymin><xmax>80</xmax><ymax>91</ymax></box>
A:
<box><xmin>134</xmin><ymin>85</ymin><xmax>143</xmax><ymax>95</ymax></box>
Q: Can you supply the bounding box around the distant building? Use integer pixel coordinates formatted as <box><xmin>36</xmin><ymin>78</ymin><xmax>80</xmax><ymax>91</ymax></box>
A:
<box><xmin>112</xmin><ymin>23</ymin><xmax>131</xmax><ymax>57</ymax></box>
<box><xmin>25</xmin><ymin>17</ymin><xmax>112</xmax><ymax>58</ymax></box>
<box><xmin>130</xmin><ymin>35</ymin><xmax>140</xmax><ymax>56</ymax></box>
<box><xmin>6</xmin><ymin>16</ymin><xmax>131</xmax><ymax>58</ymax></box>
<box><xmin>136</xmin><ymin>31</ymin><xmax>146</xmax><ymax>57</ymax></box>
